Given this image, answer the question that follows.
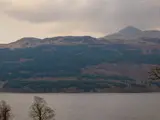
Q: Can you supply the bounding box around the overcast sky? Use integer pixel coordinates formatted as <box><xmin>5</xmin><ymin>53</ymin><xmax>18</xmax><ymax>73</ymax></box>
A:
<box><xmin>0</xmin><ymin>0</ymin><xmax>160</xmax><ymax>43</ymax></box>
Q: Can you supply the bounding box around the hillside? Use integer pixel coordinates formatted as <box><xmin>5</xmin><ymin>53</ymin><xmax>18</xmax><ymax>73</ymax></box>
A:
<box><xmin>0</xmin><ymin>26</ymin><xmax>160</xmax><ymax>92</ymax></box>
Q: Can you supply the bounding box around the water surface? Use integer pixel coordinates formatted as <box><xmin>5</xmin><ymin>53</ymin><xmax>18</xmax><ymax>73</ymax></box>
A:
<box><xmin>0</xmin><ymin>93</ymin><xmax>160</xmax><ymax>120</ymax></box>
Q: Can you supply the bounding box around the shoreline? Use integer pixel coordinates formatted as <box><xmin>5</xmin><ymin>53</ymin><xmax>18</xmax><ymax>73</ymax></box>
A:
<box><xmin>1</xmin><ymin>88</ymin><xmax>160</xmax><ymax>94</ymax></box>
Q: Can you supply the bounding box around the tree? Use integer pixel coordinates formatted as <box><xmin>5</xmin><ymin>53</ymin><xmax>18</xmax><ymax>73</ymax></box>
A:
<box><xmin>0</xmin><ymin>100</ymin><xmax>12</xmax><ymax>120</ymax></box>
<box><xmin>149</xmin><ymin>66</ymin><xmax>160</xmax><ymax>81</ymax></box>
<box><xmin>29</xmin><ymin>96</ymin><xmax>55</xmax><ymax>120</ymax></box>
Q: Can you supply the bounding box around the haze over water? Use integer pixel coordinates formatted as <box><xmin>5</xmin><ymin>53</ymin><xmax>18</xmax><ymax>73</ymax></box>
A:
<box><xmin>0</xmin><ymin>93</ymin><xmax>160</xmax><ymax>120</ymax></box>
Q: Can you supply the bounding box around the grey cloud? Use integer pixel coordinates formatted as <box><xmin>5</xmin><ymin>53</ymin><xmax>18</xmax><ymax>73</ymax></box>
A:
<box><xmin>1</xmin><ymin>0</ymin><xmax>160</xmax><ymax>34</ymax></box>
<box><xmin>5</xmin><ymin>0</ymin><xmax>109</xmax><ymax>23</ymax></box>
<box><xmin>112</xmin><ymin>0</ymin><xmax>160</xmax><ymax>30</ymax></box>
<box><xmin>0</xmin><ymin>0</ymin><xmax>11</xmax><ymax>10</ymax></box>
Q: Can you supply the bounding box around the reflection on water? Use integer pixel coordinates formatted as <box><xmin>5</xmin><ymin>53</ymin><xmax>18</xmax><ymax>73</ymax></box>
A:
<box><xmin>0</xmin><ymin>93</ymin><xmax>160</xmax><ymax>120</ymax></box>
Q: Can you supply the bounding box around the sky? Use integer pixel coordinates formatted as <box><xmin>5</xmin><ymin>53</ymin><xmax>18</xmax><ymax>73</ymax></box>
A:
<box><xmin>0</xmin><ymin>0</ymin><xmax>160</xmax><ymax>43</ymax></box>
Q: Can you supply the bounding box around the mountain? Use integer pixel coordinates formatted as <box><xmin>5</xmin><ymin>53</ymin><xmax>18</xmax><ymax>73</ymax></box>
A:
<box><xmin>119</xmin><ymin>26</ymin><xmax>142</xmax><ymax>36</ymax></box>
<box><xmin>0</xmin><ymin>26</ymin><xmax>160</xmax><ymax>92</ymax></box>
<box><xmin>103</xmin><ymin>26</ymin><xmax>160</xmax><ymax>41</ymax></box>
<box><xmin>6</xmin><ymin>36</ymin><xmax>100</xmax><ymax>49</ymax></box>
<box><xmin>143</xmin><ymin>30</ymin><xmax>160</xmax><ymax>38</ymax></box>
<box><xmin>103</xmin><ymin>26</ymin><xmax>142</xmax><ymax>40</ymax></box>
<box><xmin>0</xmin><ymin>27</ymin><xmax>159</xmax><ymax>49</ymax></box>
<box><xmin>8</xmin><ymin>37</ymin><xmax>42</xmax><ymax>48</ymax></box>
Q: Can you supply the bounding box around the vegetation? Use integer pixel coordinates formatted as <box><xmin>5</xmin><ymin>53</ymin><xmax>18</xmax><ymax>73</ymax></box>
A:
<box><xmin>0</xmin><ymin>45</ymin><xmax>160</xmax><ymax>81</ymax></box>
<box><xmin>30</xmin><ymin>96</ymin><xmax>55</xmax><ymax>120</ymax></box>
<box><xmin>0</xmin><ymin>44</ymin><xmax>160</xmax><ymax>91</ymax></box>
<box><xmin>4</xmin><ymin>80</ymin><xmax>135</xmax><ymax>93</ymax></box>
<box><xmin>148</xmin><ymin>66</ymin><xmax>160</xmax><ymax>87</ymax></box>
<box><xmin>0</xmin><ymin>101</ymin><xmax>12</xmax><ymax>120</ymax></box>
<box><xmin>149</xmin><ymin>66</ymin><xmax>160</xmax><ymax>81</ymax></box>
<box><xmin>0</xmin><ymin>97</ymin><xmax>55</xmax><ymax>120</ymax></box>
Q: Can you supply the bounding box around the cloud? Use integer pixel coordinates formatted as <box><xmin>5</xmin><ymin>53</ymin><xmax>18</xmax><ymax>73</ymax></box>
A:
<box><xmin>0</xmin><ymin>0</ymin><xmax>160</xmax><ymax>39</ymax></box>
<box><xmin>3</xmin><ymin>0</ymin><xmax>107</xmax><ymax>23</ymax></box>
<box><xmin>112</xmin><ymin>0</ymin><xmax>160</xmax><ymax>30</ymax></box>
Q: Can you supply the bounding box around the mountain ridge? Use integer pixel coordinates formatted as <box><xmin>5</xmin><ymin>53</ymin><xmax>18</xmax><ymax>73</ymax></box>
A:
<box><xmin>0</xmin><ymin>26</ymin><xmax>160</xmax><ymax>49</ymax></box>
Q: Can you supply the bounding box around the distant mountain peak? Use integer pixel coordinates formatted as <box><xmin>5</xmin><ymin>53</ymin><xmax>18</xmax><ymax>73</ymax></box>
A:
<box><xmin>118</xmin><ymin>26</ymin><xmax>142</xmax><ymax>35</ymax></box>
<box><xmin>103</xmin><ymin>26</ymin><xmax>160</xmax><ymax>41</ymax></box>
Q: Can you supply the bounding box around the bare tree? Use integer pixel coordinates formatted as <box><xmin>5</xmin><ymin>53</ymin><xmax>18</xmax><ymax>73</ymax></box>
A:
<box><xmin>149</xmin><ymin>66</ymin><xmax>160</xmax><ymax>81</ymax></box>
<box><xmin>0</xmin><ymin>100</ymin><xmax>12</xmax><ymax>120</ymax></box>
<box><xmin>29</xmin><ymin>96</ymin><xmax>55</xmax><ymax>120</ymax></box>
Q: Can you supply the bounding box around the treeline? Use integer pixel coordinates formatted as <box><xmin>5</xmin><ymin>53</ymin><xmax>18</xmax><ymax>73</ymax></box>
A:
<box><xmin>0</xmin><ymin>96</ymin><xmax>55</xmax><ymax>120</ymax></box>
<box><xmin>5</xmin><ymin>80</ymin><xmax>133</xmax><ymax>93</ymax></box>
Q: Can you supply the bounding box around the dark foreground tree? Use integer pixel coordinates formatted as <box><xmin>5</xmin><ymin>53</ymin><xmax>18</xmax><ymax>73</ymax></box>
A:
<box><xmin>149</xmin><ymin>66</ymin><xmax>160</xmax><ymax>81</ymax></box>
<box><xmin>29</xmin><ymin>96</ymin><xmax>55</xmax><ymax>120</ymax></box>
<box><xmin>0</xmin><ymin>100</ymin><xmax>12</xmax><ymax>120</ymax></box>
